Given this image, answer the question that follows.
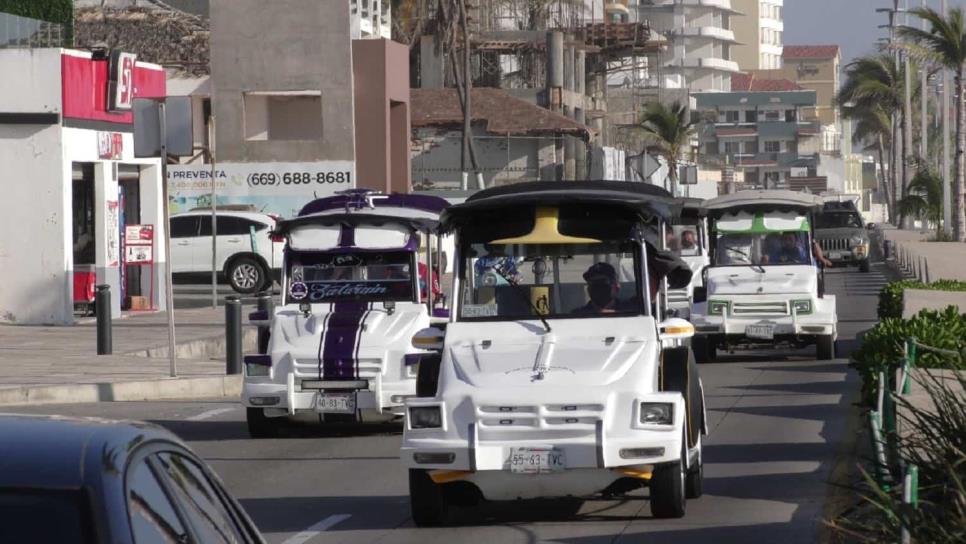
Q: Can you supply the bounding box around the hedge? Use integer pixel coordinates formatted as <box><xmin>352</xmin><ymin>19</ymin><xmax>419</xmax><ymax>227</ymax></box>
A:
<box><xmin>0</xmin><ymin>0</ymin><xmax>73</xmax><ymax>45</ymax></box>
<box><xmin>850</xmin><ymin>306</ymin><xmax>966</xmax><ymax>405</ymax></box>
<box><xmin>877</xmin><ymin>279</ymin><xmax>966</xmax><ymax>319</ymax></box>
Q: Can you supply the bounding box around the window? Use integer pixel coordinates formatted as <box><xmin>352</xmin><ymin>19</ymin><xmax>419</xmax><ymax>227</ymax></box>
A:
<box><xmin>126</xmin><ymin>460</ymin><xmax>190</xmax><ymax>544</ymax></box>
<box><xmin>287</xmin><ymin>251</ymin><xmax>416</xmax><ymax>303</ymax></box>
<box><xmin>244</xmin><ymin>92</ymin><xmax>323</xmax><ymax>141</ymax></box>
<box><xmin>764</xmin><ymin>141</ymin><xmax>781</xmax><ymax>153</ymax></box>
<box><xmin>764</xmin><ymin>110</ymin><xmax>781</xmax><ymax>121</ymax></box>
<box><xmin>155</xmin><ymin>453</ymin><xmax>245</xmax><ymax>544</ymax></box>
<box><xmin>199</xmin><ymin>216</ymin><xmax>266</xmax><ymax>236</ymax></box>
<box><xmin>170</xmin><ymin>216</ymin><xmax>200</xmax><ymax>239</ymax></box>
<box><xmin>745</xmin><ymin>110</ymin><xmax>757</xmax><ymax>123</ymax></box>
<box><xmin>724</xmin><ymin>141</ymin><xmax>741</xmax><ymax>154</ymax></box>
<box><xmin>0</xmin><ymin>490</ymin><xmax>92</xmax><ymax>543</ymax></box>
<box><xmin>705</xmin><ymin>142</ymin><xmax>719</xmax><ymax>155</ymax></box>
<box><xmin>725</xmin><ymin>110</ymin><xmax>739</xmax><ymax>123</ymax></box>
<box><xmin>743</xmin><ymin>141</ymin><xmax>757</xmax><ymax>154</ymax></box>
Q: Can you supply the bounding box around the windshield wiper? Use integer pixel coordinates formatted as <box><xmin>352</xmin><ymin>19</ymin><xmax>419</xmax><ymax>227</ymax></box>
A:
<box><xmin>490</xmin><ymin>261</ymin><xmax>552</xmax><ymax>333</ymax></box>
<box><xmin>724</xmin><ymin>246</ymin><xmax>766</xmax><ymax>274</ymax></box>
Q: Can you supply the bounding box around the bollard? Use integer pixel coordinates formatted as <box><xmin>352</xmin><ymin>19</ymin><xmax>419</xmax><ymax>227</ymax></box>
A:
<box><xmin>96</xmin><ymin>284</ymin><xmax>112</xmax><ymax>355</ymax></box>
<box><xmin>225</xmin><ymin>296</ymin><xmax>242</xmax><ymax>375</ymax></box>
<box><xmin>256</xmin><ymin>291</ymin><xmax>274</xmax><ymax>355</ymax></box>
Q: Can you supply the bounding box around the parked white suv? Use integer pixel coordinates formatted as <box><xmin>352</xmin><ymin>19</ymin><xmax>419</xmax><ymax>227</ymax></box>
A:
<box><xmin>169</xmin><ymin>209</ymin><xmax>284</xmax><ymax>294</ymax></box>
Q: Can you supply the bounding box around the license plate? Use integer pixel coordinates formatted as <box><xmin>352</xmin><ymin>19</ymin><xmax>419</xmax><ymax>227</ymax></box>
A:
<box><xmin>828</xmin><ymin>251</ymin><xmax>844</xmax><ymax>260</ymax></box>
<box><xmin>315</xmin><ymin>393</ymin><xmax>356</xmax><ymax>414</ymax></box>
<box><xmin>746</xmin><ymin>323</ymin><xmax>776</xmax><ymax>340</ymax></box>
<box><xmin>508</xmin><ymin>447</ymin><xmax>566</xmax><ymax>474</ymax></box>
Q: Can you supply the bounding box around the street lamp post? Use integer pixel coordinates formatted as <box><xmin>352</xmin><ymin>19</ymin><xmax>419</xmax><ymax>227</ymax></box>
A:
<box><xmin>942</xmin><ymin>0</ymin><xmax>953</xmax><ymax>236</ymax></box>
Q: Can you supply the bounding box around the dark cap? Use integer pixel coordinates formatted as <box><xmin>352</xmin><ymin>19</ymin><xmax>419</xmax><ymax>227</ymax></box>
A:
<box><xmin>583</xmin><ymin>262</ymin><xmax>618</xmax><ymax>284</ymax></box>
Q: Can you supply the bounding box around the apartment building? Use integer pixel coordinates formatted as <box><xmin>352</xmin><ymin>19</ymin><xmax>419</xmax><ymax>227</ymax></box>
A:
<box><xmin>636</xmin><ymin>0</ymin><xmax>741</xmax><ymax>92</ymax></box>
<box><xmin>730</xmin><ymin>0</ymin><xmax>784</xmax><ymax>71</ymax></box>
<box><xmin>779</xmin><ymin>45</ymin><xmax>841</xmax><ymax>128</ymax></box>
<box><xmin>695</xmin><ymin>86</ymin><xmax>826</xmax><ymax>191</ymax></box>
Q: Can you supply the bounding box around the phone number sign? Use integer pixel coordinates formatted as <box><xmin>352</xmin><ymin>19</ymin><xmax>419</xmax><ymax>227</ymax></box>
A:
<box><xmin>168</xmin><ymin>161</ymin><xmax>355</xmax><ymax>196</ymax></box>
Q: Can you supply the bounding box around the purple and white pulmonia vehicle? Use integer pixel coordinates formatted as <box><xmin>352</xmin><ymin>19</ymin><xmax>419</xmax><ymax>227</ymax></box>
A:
<box><xmin>242</xmin><ymin>189</ymin><xmax>451</xmax><ymax>437</ymax></box>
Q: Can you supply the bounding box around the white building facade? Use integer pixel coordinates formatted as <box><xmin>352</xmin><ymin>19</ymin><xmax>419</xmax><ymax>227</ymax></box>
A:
<box><xmin>635</xmin><ymin>0</ymin><xmax>741</xmax><ymax>92</ymax></box>
<box><xmin>730</xmin><ymin>0</ymin><xmax>783</xmax><ymax>71</ymax></box>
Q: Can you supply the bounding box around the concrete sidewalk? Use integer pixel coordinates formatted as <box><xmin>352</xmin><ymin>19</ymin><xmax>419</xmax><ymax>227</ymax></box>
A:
<box><xmin>0</xmin><ymin>306</ymin><xmax>255</xmax><ymax>406</ymax></box>
<box><xmin>882</xmin><ymin>227</ymin><xmax>966</xmax><ymax>283</ymax></box>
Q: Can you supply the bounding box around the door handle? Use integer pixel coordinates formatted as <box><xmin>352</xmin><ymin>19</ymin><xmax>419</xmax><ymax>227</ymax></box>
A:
<box><xmin>227</xmin><ymin>238</ymin><xmax>242</xmax><ymax>243</ymax></box>
<box><xmin>176</xmin><ymin>241</ymin><xmax>190</xmax><ymax>246</ymax></box>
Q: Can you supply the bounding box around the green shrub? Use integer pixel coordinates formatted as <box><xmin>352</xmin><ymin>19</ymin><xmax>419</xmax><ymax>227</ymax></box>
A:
<box><xmin>878</xmin><ymin>279</ymin><xmax>966</xmax><ymax>319</ymax></box>
<box><xmin>851</xmin><ymin>306</ymin><xmax>966</xmax><ymax>405</ymax></box>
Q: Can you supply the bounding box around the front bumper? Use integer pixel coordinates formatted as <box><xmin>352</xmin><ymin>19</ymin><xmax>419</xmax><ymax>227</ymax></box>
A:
<box><xmin>242</xmin><ymin>371</ymin><xmax>416</xmax><ymax>416</ymax></box>
<box><xmin>691</xmin><ymin>302</ymin><xmax>836</xmax><ymax>339</ymax></box>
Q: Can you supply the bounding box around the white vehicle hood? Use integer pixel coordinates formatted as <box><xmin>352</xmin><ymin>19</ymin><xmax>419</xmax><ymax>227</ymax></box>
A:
<box><xmin>274</xmin><ymin>305</ymin><xmax>424</xmax><ymax>355</ymax></box>
<box><xmin>706</xmin><ymin>265</ymin><xmax>816</xmax><ymax>296</ymax></box>
<box><xmin>444</xmin><ymin>317</ymin><xmax>657</xmax><ymax>389</ymax></box>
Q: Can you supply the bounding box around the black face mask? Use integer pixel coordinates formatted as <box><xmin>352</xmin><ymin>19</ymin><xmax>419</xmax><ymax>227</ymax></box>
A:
<box><xmin>588</xmin><ymin>281</ymin><xmax>615</xmax><ymax>307</ymax></box>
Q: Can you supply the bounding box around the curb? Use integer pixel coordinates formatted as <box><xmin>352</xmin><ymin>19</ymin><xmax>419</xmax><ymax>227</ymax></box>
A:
<box><xmin>0</xmin><ymin>375</ymin><xmax>242</xmax><ymax>407</ymax></box>
<box><xmin>819</xmin><ymin>378</ymin><xmax>864</xmax><ymax>543</ymax></box>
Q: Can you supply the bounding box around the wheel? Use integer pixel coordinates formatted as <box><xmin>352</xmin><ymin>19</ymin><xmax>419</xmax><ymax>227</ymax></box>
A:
<box><xmin>416</xmin><ymin>355</ymin><xmax>442</xmax><ymax>397</ymax></box>
<box><xmin>859</xmin><ymin>259</ymin><xmax>870</xmax><ymax>273</ymax></box>
<box><xmin>661</xmin><ymin>347</ymin><xmax>702</xmax><ymax>448</ymax></box>
<box><xmin>650</xmin><ymin>429</ymin><xmax>687</xmax><ymax>519</ymax></box>
<box><xmin>692</xmin><ymin>336</ymin><xmax>714</xmax><ymax>364</ymax></box>
<box><xmin>409</xmin><ymin>469</ymin><xmax>450</xmax><ymax>526</ymax></box>
<box><xmin>228</xmin><ymin>256</ymin><xmax>267</xmax><ymax>294</ymax></box>
<box><xmin>685</xmin><ymin>435</ymin><xmax>703</xmax><ymax>499</ymax></box>
<box><xmin>816</xmin><ymin>335</ymin><xmax>835</xmax><ymax>360</ymax></box>
<box><xmin>246</xmin><ymin>407</ymin><xmax>280</xmax><ymax>438</ymax></box>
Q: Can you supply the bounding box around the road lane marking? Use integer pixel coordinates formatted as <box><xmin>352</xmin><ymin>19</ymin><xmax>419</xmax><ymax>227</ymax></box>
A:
<box><xmin>186</xmin><ymin>407</ymin><xmax>236</xmax><ymax>421</ymax></box>
<box><xmin>281</xmin><ymin>514</ymin><xmax>351</xmax><ymax>544</ymax></box>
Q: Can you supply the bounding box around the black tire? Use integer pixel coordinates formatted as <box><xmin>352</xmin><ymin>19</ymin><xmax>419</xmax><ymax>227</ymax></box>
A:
<box><xmin>246</xmin><ymin>407</ymin><xmax>280</xmax><ymax>439</ymax></box>
<box><xmin>650</xmin><ymin>429</ymin><xmax>687</xmax><ymax>519</ymax></box>
<box><xmin>409</xmin><ymin>469</ymin><xmax>450</xmax><ymax>526</ymax></box>
<box><xmin>692</xmin><ymin>336</ymin><xmax>713</xmax><ymax>365</ymax></box>
<box><xmin>416</xmin><ymin>355</ymin><xmax>441</xmax><ymax>398</ymax></box>
<box><xmin>859</xmin><ymin>259</ymin><xmax>871</xmax><ymax>273</ymax></box>
<box><xmin>685</xmin><ymin>438</ymin><xmax>703</xmax><ymax>499</ymax></box>
<box><xmin>816</xmin><ymin>335</ymin><xmax>835</xmax><ymax>360</ymax></box>
<box><xmin>228</xmin><ymin>256</ymin><xmax>267</xmax><ymax>294</ymax></box>
<box><xmin>661</xmin><ymin>347</ymin><xmax>702</xmax><ymax>448</ymax></box>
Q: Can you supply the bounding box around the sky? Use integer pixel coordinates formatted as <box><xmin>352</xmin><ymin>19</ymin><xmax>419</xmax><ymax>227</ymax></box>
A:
<box><xmin>783</xmin><ymin>0</ymin><xmax>966</xmax><ymax>66</ymax></box>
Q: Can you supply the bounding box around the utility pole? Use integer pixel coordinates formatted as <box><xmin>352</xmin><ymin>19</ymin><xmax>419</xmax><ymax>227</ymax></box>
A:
<box><xmin>902</xmin><ymin>0</ymin><xmax>914</xmax><ymax>228</ymax></box>
<box><xmin>943</xmin><ymin>0</ymin><xmax>953</xmax><ymax>235</ymax></box>
<box><xmin>920</xmin><ymin>0</ymin><xmax>928</xmax><ymax>161</ymax></box>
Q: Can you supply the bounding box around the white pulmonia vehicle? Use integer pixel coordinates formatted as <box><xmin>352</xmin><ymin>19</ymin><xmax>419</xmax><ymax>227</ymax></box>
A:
<box><xmin>665</xmin><ymin>198</ymin><xmax>709</xmax><ymax>320</ymax></box>
<box><xmin>401</xmin><ymin>181</ymin><xmax>707</xmax><ymax>525</ymax></box>
<box><xmin>690</xmin><ymin>190</ymin><xmax>838</xmax><ymax>362</ymax></box>
<box><xmin>242</xmin><ymin>190</ymin><xmax>451</xmax><ymax>437</ymax></box>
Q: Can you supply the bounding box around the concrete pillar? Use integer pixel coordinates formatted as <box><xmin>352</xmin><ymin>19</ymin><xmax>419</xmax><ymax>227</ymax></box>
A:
<box><xmin>575</xmin><ymin>50</ymin><xmax>586</xmax><ymax>96</ymax></box>
<box><xmin>564</xmin><ymin>43</ymin><xmax>575</xmax><ymax>93</ymax></box>
<box><xmin>138</xmin><ymin>163</ymin><xmax>167</xmax><ymax>312</ymax></box>
<box><xmin>420</xmin><ymin>35</ymin><xmax>444</xmax><ymax>88</ymax></box>
<box><xmin>94</xmin><ymin>162</ymin><xmax>122</xmax><ymax>318</ymax></box>
<box><xmin>564</xmin><ymin>106</ymin><xmax>576</xmax><ymax>179</ymax></box>
<box><xmin>547</xmin><ymin>31</ymin><xmax>564</xmax><ymax>112</ymax></box>
<box><xmin>575</xmin><ymin>108</ymin><xmax>587</xmax><ymax>179</ymax></box>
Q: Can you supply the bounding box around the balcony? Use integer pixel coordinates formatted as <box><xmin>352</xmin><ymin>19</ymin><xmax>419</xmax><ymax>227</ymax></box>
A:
<box><xmin>678</xmin><ymin>0</ymin><xmax>742</xmax><ymax>14</ymax></box>
<box><xmin>678</xmin><ymin>57</ymin><xmax>741</xmax><ymax>72</ymax></box>
<box><xmin>680</xmin><ymin>26</ymin><xmax>738</xmax><ymax>42</ymax></box>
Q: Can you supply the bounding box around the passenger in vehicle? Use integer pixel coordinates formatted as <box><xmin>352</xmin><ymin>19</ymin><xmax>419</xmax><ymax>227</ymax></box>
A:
<box><xmin>765</xmin><ymin>233</ymin><xmax>808</xmax><ymax>264</ymax></box>
<box><xmin>572</xmin><ymin>262</ymin><xmax>630</xmax><ymax>314</ymax></box>
<box><xmin>680</xmin><ymin>230</ymin><xmax>698</xmax><ymax>251</ymax></box>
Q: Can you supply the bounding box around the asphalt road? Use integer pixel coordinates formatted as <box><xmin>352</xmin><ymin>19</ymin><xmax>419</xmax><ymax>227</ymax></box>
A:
<box><xmin>10</xmin><ymin>265</ymin><xmax>889</xmax><ymax>544</ymax></box>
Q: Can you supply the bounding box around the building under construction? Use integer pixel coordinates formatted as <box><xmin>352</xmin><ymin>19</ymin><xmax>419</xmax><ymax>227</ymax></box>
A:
<box><xmin>405</xmin><ymin>0</ymin><xmax>672</xmax><ymax>184</ymax></box>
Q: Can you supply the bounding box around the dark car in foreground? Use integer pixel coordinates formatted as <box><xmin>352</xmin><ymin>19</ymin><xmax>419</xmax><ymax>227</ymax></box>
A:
<box><xmin>0</xmin><ymin>414</ymin><xmax>264</xmax><ymax>544</ymax></box>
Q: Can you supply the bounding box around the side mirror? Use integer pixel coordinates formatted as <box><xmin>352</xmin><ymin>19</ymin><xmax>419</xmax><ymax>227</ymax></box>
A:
<box><xmin>693</xmin><ymin>286</ymin><xmax>707</xmax><ymax>304</ymax></box>
<box><xmin>658</xmin><ymin>318</ymin><xmax>695</xmax><ymax>341</ymax></box>
<box><xmin>412</xmin><ymin>327</ymin><xmax>445</xmax><ymax>351</ymax></box>
<box><xmin>866</xmin><ymin>223</ymin><xmax>876</xmax><ymax>230</ymax></box>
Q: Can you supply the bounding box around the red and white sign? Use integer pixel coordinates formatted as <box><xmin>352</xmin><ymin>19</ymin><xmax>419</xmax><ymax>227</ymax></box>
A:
<box><xmin>124</xmin><ymin>224</ymin><xmax>154</xmax><ymax>265</ymax></box>
<box><xmin>97</xmin><ymin>131</ymin><xmax>123</xmax><ymax>159</ymax></box>
<box><xmin>108</xmin><ymin>51</ymin><xmax>138</xmax><ymax>112</ymax></box>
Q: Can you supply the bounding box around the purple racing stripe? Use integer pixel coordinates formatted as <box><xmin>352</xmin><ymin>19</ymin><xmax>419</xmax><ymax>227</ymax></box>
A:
<box><xmin>319</xmin><ymin>302</ymin><xmax>369</xmax><ymax>380</ymax></box>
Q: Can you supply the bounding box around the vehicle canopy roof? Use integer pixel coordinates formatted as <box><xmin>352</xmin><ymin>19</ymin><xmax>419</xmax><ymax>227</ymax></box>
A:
<box><xmin>702</xmin><ymin>190</ymin><xmax>823</xmax><ymax>217</ymax></box>
<box><xmin>676</xmin><ymin>197</ymin><xmax>704</xmax><ymax>221</ymax></box>
<box><xmin>441</xmin><ymin>181</ymin><xmax>677</xmax><ymax>232</ymax></box>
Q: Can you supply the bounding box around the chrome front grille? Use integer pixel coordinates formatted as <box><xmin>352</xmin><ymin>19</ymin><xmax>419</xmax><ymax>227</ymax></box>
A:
<box><xmin>819</xmin><ymin>238</ymin><xmax>852</xmax><ymax>251</ymax></box>
<box><xmin>294</xmin><ymin>358</ymin><xmax>385</xmax><ymax>380</ymax></box>
<box><xmin>731</xmin><ymin>301</ymin><xmax>789</xmax><ymax>315</ymax></box>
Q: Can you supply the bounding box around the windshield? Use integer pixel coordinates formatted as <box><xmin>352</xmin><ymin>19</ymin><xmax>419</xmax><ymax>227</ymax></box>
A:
<box><xmin>667</xmin><ymin>223</ymin><xmax>702</xmax><ymax>257</ymax></box>
<box><xmin>815</xmin><ymin>212</ymin><xmax>863</xmax><ymax>229</ymax></box>
<box><xmin>714</xmin><ymin>231</ymin><xmax>812</xmax><ymax>266</ymax></box>
<box><xmin>286</xmin><ymin>251</ymin><xmax>415</xmax><ymax>303</ymax></box>
<box><xmin>459</xmin><ymin>242</ymin><xmax>642</xmax><ymax>320</ymax></box>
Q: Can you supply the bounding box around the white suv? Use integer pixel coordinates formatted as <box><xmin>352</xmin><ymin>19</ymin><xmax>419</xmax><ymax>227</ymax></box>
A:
<box><xmin>169</xmin><ymin>210</ymin><xmax>284</xmax><ymax>294</ymax></box>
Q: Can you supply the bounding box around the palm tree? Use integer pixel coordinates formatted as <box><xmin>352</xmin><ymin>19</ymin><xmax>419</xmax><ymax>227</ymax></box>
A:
<box><xmin>898</xmin><ymin>166</ymin><xmax>945</xmax><ymax>238</ymax></box>
<box><xmin>639</xmin><ymin>101</ymin><xmax>695</xmax><ymax>197</ymax></box>
<box><xmin>846</xmin><ymin>102</ymin><xmax>895</xmax><ymax>222</ymax></box>
<box><xmin>899</xmin><ymin>6</ymin><xmax>966</xmax><ymax>241</ymax></box>
<box><xmin>837</xmin><ymin>54</ymin><xmax>909</xmax><ymax>223</ymax></box>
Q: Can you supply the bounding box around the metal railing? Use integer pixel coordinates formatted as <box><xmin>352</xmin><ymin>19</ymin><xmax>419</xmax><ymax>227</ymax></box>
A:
<box><xmin>0</xmin><ymin>12</ymin><xmax>66</xmax><ymax>49</ymax></box>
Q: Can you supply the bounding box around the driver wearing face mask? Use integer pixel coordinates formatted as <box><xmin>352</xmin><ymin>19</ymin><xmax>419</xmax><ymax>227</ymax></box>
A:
<box><xmin>573</xmin><ymin>262</ymin><xmax>630</xmax><ymax>314</ymax></box>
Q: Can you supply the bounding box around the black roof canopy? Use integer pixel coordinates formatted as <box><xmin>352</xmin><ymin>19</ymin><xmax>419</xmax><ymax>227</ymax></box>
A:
<box><xmin>443</xmin><ymin>181</ymin><xmax>678</xmax><ymax>231</ymax></box>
